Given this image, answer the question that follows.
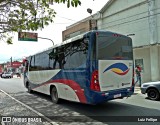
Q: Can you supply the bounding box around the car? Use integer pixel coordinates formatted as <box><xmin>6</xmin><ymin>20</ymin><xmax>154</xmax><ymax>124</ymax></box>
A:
<box><xmin>1</xmin><ymin>72</ymin><xmax>13</xmax><ymax>78</ymax></box>
<box><xmin>141</xmin><ymin>81</ymin><xmax>160</xmax><ymax>101</ymax></box>
<box><xmin>0</xmin><ymin>72</ymin><xmax>2</xmax><ymax>77</ymax></box>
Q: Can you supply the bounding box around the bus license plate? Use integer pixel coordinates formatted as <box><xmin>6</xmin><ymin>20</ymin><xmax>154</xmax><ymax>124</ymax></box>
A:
<box><xmin>114</xmin><ymin>94</ymin><xmax>121</xmax><ymax>98</ymax></box>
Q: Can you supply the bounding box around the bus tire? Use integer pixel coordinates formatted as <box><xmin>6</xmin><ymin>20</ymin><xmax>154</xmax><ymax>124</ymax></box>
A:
<box><xmin>51</xmin><ymin>86</ymin><xmax>60</xmax><ymax>104</ymax></box>
<box><xmin>27</xmin><ymin>83</ymin><xmax>33</xmax><ymax>93</ymax></box>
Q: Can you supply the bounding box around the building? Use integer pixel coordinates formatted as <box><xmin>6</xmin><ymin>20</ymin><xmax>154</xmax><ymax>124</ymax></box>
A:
<box><xmin>96</xmin><ymin>0</ymin><xmax>160</xmax><ymax>83</ymax></box>
<box><xmin>0</xmin><ymin>65</ymin><xmax>3</xmax><ymax>73</ymax></box>
<box><xmin>62</xmin><ymin>0</ymin><xmax>160</xmax><ymax>83</ymax></box>
<box><xmin>5</xmin><ymin>61</ymin><xmax>22</xmax><ymax>73</ymax></box>
<box><xmin>62</xmin><ymin>19</ymin><xmax>97</xmax><ymax>41</ymax></box>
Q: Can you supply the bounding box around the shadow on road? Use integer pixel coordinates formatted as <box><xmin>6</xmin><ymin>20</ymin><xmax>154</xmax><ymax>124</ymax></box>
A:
<box><xmin>10</xmin><ymin>91</ymin><xmax>160</xmax><ymax>125</ymax></box>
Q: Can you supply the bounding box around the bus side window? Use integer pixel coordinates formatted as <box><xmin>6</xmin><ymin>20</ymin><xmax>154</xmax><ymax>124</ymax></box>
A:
<box><xmin>82</xmin><ymin>39</ymin><xmax>89</xmax><ymax>55</ymax></box>
<box><xmin>64</xmin><ymin>39</ymin><xmax>88</xmax><ymax>69</ymax></box>
<box><xmin>29</xmin><ymin>56</ymin><xmax>35</xmax><ymax>71</ymax></box>
<box><xmin>49</xmin><ymin>47</ymin><xmax>65</xmax><ymax>69</ymax></box>
<box><xmin>58</xmin><ymin>46</ymin><xmax>65</xmax><ymax>69</ymax></box>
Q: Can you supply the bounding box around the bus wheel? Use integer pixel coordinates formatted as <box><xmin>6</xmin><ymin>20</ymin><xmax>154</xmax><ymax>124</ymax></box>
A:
<box><xmin>27</xmin><ymin>83</ymin><xmax>33</xmax><ymax>93</ymax></box>
<box><xmin>51</xmin><ymin>87</ymin><xmax>60</xmax><ymax>104</ymax></box>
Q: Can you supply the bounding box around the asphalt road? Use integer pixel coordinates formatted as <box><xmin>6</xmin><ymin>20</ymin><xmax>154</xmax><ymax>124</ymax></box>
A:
<box><xmin>0</xmin><ymin>77</ymin><xmax>26</xmax><ymax>93</ymax></box>
<box><xmin>0</xmin><ymin>78</ymin><xmax>160</xmax><ymax>125</ymax></box>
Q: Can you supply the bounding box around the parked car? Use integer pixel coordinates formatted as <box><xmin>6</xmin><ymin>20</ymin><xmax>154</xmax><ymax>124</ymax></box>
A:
<box><xmin>141</xmin><ymin>81</ymin><xmax>160</xmax><ymax>101</ymax></box>
<box><xmin>1</xmin><ymin>72</ymin><xmax>13</xmax><ymax>78</ymax></box>
<box><xmin>0</xmin><ymin>72</ymin><xmax>2</xmax><ymax>77</ymax></box>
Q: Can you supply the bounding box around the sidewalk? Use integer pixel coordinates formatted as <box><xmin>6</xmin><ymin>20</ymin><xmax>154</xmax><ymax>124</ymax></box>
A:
<box><xmin>134</xmin><ymin>86</ymin><xmax>141</xmax><ymax>94</ymax></box>
<box><xmin>0</xmin><ymin>90</ymin><xmax>54</xmax><ymax>125</ymax></box>
<box><xmin>0</xmin><ymin>90</ymin><xmax>102</xmax><ymax>125</ymax></box>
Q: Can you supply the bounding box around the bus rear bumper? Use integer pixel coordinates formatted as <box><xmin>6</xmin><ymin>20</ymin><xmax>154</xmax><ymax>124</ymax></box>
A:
<box><xmin>89</xmin><ymin>87</ymin><xmax>134</xmax><ymax>104</ymax></box>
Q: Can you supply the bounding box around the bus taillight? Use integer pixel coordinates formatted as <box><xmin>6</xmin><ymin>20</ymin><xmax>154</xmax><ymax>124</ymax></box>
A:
<box><xmin>90</xmin><ymin>70</ymin><xmax>100</xmax><ymax>91</ymax></box>
<box><xmin>131</xmin><ymin>68</ymin><xmax>134</xmax><ymax>87</ymax></box>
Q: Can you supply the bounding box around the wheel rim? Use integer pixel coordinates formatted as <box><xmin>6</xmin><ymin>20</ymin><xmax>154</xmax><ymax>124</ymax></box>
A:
<box><xmin>149</xmin><ymin>91</ymin><xmax>157</xmax><ymax>99</ymax></box>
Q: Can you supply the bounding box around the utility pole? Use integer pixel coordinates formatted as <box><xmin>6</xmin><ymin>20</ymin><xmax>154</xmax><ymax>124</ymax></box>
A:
<box><xmin>10</xmin><ymin>57</ymin><xmax>12</xmax><ymax>67</ymax></box>
<box><xmin>10</xmin><ymin>57</ymin><xmax>12</xmax><ymax>72</ymax></box>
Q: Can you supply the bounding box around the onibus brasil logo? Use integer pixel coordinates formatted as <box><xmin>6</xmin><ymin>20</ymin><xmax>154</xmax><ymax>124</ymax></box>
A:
<box><xmin>103</xmin><ymin>63</ymin><xmax>130</xmax><ymax>75</ymax></box>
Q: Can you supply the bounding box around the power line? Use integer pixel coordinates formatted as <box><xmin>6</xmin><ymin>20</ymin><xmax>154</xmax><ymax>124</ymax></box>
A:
<box><xmin>53</xmin><ymin>22</ymin><xmax>74</xmax><ymax>24</ymax></box>
<box><xmin>56</xmin><ymin>15</ymin><xmax>77</xmax><ymax>22</ymax></box>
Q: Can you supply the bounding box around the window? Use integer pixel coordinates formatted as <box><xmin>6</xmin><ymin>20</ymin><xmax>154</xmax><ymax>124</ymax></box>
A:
<box><xmin>63</xmin><ymin>39</ymin><xmax>88</xmax><ymax>69</ymax></box>
<box><xmin>29</xmin><ymin>39</ymin><xmax>88</xmax><ymax>71</ymax></box>
<box><xmin>29</xmin><ymin>56</ymin><xmax>35</xmax><ymax>71</ymax></box>
<box><xmin>97</xmin><ymin>35</ymin><xmax>133</xmax><ymax>60</ymax></box>
<box><xmin>135</xmin><ymin>59</ymin><xmax>144</xmax><ymax>72</ymax></box>
<box><xmin>34</xmin><ymin>52</ymin><xmax>49</xmax><ymax>70</ymax></box>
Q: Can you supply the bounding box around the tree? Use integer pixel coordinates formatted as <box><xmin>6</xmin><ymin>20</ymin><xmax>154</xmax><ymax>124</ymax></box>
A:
<box><xmin>0</xmin><ymin>0</ymin><xmax>81</xmax><ymax>44</ymax></box>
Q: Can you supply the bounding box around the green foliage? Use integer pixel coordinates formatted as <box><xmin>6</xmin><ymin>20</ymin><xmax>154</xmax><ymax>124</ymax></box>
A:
<box><xmin>6</xmin><ymin>37</ymin><xmax>13</xmax><ymax>44</ymax></box>
<box><xmin>0</xmin><ymin>0</ymin><xmax>81</xmax><ymax>44</ymax></box>
<box><xmin>53</xmin><ymin>0</ymin><xmax>81</xmax><ymax>7</ymax></box>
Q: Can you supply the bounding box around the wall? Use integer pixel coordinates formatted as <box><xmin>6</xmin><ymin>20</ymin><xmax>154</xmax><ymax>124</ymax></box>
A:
<box><xmin>158</xmin><ymin>46</ymin><xmax>160</xmax><ymax>79</ymax></box>
<box><xmin>98</xmin><ymin>0</ymin><xmax>150</xmax><ymax>47</ymax></box>
<box><xmin>97</xmin><ymin>0</ymin><xmax>160</xmax><ymax>82</ymax></box>
<box><xmin>102</xmin><ymin>0</ymin><xmax>147</xmax><ymax>17</ymax></box>
<box><xmin>155</xmin><ymin>0</ymin><xmax>160</xmax><ymax>43</ymax></box>
<box><xmin>134</xmin><ymin>47</ymin><xmax>151</xmax><ymax>82</ymax></box>
<box><xmin>62</xmin><ymin>20</ymin><xmax>90</xmax><ymax>41</ymax></box>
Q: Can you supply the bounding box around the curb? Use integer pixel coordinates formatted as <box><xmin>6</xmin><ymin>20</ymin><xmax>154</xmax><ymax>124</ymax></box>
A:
<box><xmin>134</xmin><ymin>87</ymin><xmax>141</xmax><ymax>94</ymax></box>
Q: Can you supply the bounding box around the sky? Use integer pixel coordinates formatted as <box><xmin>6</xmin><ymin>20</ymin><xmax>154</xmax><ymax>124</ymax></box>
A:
<box><xmin>0</xmin><ymin>0</ymin><xmax>108</xmax><ymax>63</ymax></box>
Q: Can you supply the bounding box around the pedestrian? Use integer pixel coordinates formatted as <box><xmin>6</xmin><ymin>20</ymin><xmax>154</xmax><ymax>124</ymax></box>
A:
<box><xmin>135</xmin><ymin>65</ymin><xmax>142</xmax><ymax>87</ymax></box>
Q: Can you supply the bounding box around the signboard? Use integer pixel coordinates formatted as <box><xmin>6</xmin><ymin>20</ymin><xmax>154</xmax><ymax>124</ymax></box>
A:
<box><xmin>0</xmin><ymin>65</ymin><xmax>3</xmax><ymax>73</ymax></box>
<box><xmin>18</xmin><ymin>32</ymin><xmax>38</xmax><ymax>41</ymax></box>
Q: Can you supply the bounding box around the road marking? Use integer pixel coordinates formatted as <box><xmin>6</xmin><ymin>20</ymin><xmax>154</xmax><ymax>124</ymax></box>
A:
<box><xmin>0</xmin><ymin>89</ymin><xmax>59</xmax><ymax>125</ymax></box>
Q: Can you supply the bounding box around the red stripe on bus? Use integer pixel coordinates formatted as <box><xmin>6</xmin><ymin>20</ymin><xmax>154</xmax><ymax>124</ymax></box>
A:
<box><xmin>47</xmin><ymin>79</ymin><xmax>87</xmax><ymax>103</ymax></box>
<box><xmin>113</xmin><ymin>69</ymin><xmax>130</xmax><ymax>75</ymax></box>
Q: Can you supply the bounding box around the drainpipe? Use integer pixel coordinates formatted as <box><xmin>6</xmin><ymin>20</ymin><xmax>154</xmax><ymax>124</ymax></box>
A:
<box><xmin>148</xmin><ymin>0</ymin><xmax>159</xmax><ymax>81</ymax></box>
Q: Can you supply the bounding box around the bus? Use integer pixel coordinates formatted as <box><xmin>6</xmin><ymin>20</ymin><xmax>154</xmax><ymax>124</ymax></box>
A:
<box><xmin>23</xmin><ymin>30</ymin><xmax>134</xmax><ymax>105</ymax></box>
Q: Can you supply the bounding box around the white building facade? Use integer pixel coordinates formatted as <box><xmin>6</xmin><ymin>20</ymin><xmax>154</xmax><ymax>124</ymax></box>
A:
<box><xmin>96</xmin><ymin>0</ymin><xmax>160</xmax><ymax>83</ymax></box>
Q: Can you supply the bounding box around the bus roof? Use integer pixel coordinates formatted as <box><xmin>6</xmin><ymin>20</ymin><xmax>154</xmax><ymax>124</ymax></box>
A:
<box><xmin>28</xmin><ymin>32</ymin><xmax>88</xmax><ymax>57</ymax></box>
<box><xmin>27</xmin><ymin>30</ymin><xmax>129</xmax><ymax>57</ymax></box>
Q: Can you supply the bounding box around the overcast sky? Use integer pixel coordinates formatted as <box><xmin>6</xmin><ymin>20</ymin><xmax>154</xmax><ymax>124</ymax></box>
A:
<box><xmin>0</xmin><ymin>0</ymin><xmax>108</xmax><ymax>63</ymax></box>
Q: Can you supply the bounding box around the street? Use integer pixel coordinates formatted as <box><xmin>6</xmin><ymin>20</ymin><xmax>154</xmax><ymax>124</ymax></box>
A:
<box><xmin>0</xmin><ymin>77</ymin><xmax>26</xmax><ymax>93</ymax></box>
<box><xmin>0</xmin><ymin>77</ymin><xmax>160</xmax><ymax>125</ymax></box>
<box><xmin>1</xmin><ymin>1</ymin><xmax>160</xmax><ymax>125</ymax></box>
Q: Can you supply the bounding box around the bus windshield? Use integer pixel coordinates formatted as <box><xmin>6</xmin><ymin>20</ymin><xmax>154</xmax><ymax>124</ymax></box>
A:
<box><xmin>97</xmin><ymin>34</ymin><xmax>133</xmax><ymax>60</ymax></box>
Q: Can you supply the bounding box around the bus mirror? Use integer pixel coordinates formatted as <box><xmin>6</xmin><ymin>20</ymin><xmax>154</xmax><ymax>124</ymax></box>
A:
<box><xmin>25</xmin><ymin>60</ymin><xmax>29</xmax><ymax>68</ymax></box>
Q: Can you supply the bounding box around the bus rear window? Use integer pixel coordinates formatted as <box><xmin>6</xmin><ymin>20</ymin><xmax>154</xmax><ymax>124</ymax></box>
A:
<box><xmin>97</xmin><ymin>35</ymin><xmax>133</xmax><ymax>60</ymax></box>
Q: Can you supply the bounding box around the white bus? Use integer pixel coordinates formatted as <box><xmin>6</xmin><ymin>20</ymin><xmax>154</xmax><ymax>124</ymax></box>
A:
<box><xmin>23</xmin><ymin>30</ymin><xmax>134</xmax><ymax>104</ymax></box>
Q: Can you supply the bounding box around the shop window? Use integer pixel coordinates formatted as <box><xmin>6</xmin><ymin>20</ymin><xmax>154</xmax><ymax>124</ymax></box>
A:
<box><xmin>135</xmin><ymin>59</ymin><xmax>144</xmax><ymax>72</ymax></box>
